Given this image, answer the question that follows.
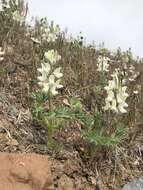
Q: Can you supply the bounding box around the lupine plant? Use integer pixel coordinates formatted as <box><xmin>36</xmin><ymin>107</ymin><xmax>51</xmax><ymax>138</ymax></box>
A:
<box><xmin>80</xmin><ymin>57</ymin><xmax>130</xmax><ymax>156</ymax></box>
<box><xmin>30</xmin><ymin>48</ymin><xmax>130</xmax><ymax>153</ymax></box>
<box><xmin>104</xmin><ymin>68</ymin><xmax>129</xmax><ymax>113</ymax></box>
<box><xmin>30</xmin><ymin>49</ymin><xmax>64</xmax><ymax>148</ymax></box>
<box><xmin>2</xmin><ymin>0</ymin><xmax>140</xmax><ymax>158</ymax></box>
<box><xmin>0</xmin><ymin>1</ymin><xmax>142</xmax><ymax>188</ymax></box>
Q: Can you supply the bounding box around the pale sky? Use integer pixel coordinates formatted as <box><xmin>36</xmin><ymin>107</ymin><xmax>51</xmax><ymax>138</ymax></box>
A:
<box><xmin>28</xmin><ymin>0</ymin><xmax>143</xmax><ymax>57</ymax></box>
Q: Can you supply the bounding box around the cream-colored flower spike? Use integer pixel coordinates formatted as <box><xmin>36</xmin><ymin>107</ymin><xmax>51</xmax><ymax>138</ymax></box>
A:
<box><xmin>44</xmin><ymin>50</ymin><xmax>61</xmax><ymax>64</ymax></box>
<box><xmin>37</xmin><ymin>50</ymin><xmax>63</xmax><ymax>96</ymax></box>
<box><xmin>104</xmin><ymin>69</ymin><xmax>129</xmax><ymax>114</ymax></box>
<box><xmin>97</xmin><ymin>56</ymin><xmax>110</xmax><ymax>72</ymax></box>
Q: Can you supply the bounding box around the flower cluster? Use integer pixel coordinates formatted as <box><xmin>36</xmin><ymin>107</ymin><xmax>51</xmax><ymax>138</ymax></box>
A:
<box><xmin>97</xmin><ymin>56</ymin><xmax>110</xmax><ymax>72</ymax></box>
<box><xmin>44</xmin><ymin>50</ymin><xmax>61</xmax><ymax>64</ymax></box>
<box><xmin>0</xmin><ymin>47</ymin><xmax>5</xmax><ymax>61</ymax></box>
<box><xmin>37</xmin><ymin>50</ymin><xmax>63</xmax><ymax>96</ymax></box>
<box><xmin>104</xmin><ymin>69</ymin><xmax>129</xmax><ymax>113</ymax></box>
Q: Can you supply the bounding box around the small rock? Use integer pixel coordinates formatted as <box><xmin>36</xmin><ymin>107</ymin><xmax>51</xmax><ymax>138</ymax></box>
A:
<box><xmin>0</xmin><ymin>152</ymin><xmax>53</xmax><ymax>190</ymax></box>
<box><xmin>122</xmin><ymin>177</ymin><xmax>143</xmax><ymax>190</ymax></box>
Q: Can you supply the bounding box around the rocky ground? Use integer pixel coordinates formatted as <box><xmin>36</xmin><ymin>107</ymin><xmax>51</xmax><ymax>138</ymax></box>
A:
<box><xmin>0</xmin><ymin>88</ymin><xmax>142</xmax><ymax>189</ymax></box>
<box><xmin>0</xmin><ymin>53</ymin><xmax>142</xmax><ymax>190</ymax></box>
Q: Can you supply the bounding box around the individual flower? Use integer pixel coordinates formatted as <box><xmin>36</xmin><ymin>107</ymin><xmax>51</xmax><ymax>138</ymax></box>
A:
<box><xmin>37</xmin><ymin>62</ymin><xmax>51</xmax><ymax>82</ymax></box>
<box><xmin>97</xmin><ymin>56</ymin><xmax>110</xmax><ymax>72</ymax></box>
<box><xmin>53</xmin><ymin>67</ymin><xmax>63</xmax><ymax>78</ymax></box>
<box><xmin>44</xmin><ymin>50</ymin><xmax>61</xmax><ymax>64</ymax></box>
<box><xmin>42</xmin><ymin>74</ymin><xmax>63</xmax><ymax>95</ymax></box>
<box><xmin>104</xmin><ymin>69</ymin><xmax>129</xmax><ymax>113</ymax></box>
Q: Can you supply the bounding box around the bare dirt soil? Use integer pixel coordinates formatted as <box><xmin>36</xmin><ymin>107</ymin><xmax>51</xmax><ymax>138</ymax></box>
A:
<box><xmin>0</xmin><ymin>60</ymin><xmax>142</xmax><ymax>190</ymax></box>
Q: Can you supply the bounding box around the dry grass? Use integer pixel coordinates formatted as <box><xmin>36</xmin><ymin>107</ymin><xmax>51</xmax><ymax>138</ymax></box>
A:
<box><xmin>0</xmin><ymin>1</ymin><xmax>143</xmax><ymax>189</ymax></box>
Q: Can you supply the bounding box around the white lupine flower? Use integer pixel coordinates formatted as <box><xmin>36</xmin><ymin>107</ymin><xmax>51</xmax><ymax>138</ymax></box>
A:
<box><xmin>97</xmin><ymin>56</ymin><xmax>110</xmax><ymax>72</ymax></box>
<box><xmin>53</xmin><ymin>67</ymin><xmax>63</xmax><ymax>78</ymax></box>
<box><xmin>104</xmin><ymin>69</ymin><xmax>129</xmax><ymax>114</ymax></box>
<box><xmin>37</xmin><ymin>50</ymin><xmax>63</xmax><ymax>96</ymax></box>
<box><xmin>37</xmin><ymin>72</ymin><xmax>47</xmax><ymax>82</ymax></box>
<box><xmin>42</xmin><ymin>75</ymin><xmax>63</xmax><ymax>95</ymax></box>
<box><xmin>37</xmin><ymin>63</ymin><xmax>51</xmax><ymax>82</ymax></box>
<box><xmin>44</xmin><ymin>50</ymin><xmax>61</xmax><ymax>64</ymax></box>
<box><xmin>37</xmin><ymin>63</ymin><xmax>51</xmax><ymax>75</ymax></box>
<box><xmin>118</xmin><ymin>103</ymin><xmax>128</xmax><ymax>113</ymax></box>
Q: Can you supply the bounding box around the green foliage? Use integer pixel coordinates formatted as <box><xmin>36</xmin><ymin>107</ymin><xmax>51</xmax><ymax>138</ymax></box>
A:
<box><xmin>0</xmin><ymin>0</ymin><xmax>141</xmax><ymax>159</ymax></box>
<box><xmin>29</xmin><ymin>92</ymin><xmax>48</xmax><ymax>104</ymax></box>
<box><xmin>29</xmin><ymin>89</ymin><xmax>126</xmax><ymax>151</ymax></box>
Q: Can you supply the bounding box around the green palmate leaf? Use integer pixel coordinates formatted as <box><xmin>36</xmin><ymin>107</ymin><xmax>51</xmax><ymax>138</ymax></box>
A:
<box><xmin>46</xmin><ymin>106</ymin><xmax>74</xmax><ymax>120</ymax></box>
<box><xmin>113</xmin><ymin>122</ymin><xmax>126</xmax><ymax>139</ymax></box>
<box><xmin>76</xmin><ymin>112</ymin><xmax>94</xmax><ymax>127</ymax></box>
<box><xmin>31</xmin><ymin>106</ymin><xmax>44</xmax><ymax>118</ymax></box>
<box><xmin>69</xmin><ymin>97</ymin><xmax>83</xmax><ymax>112</ymax></box>
<box><xmin>29</xmin><ymin>92</ymin><xmax>48</xmax><ymax>103</ymax></box>
<box><xmin>83</xmin><ymin>131</ymin><xmax>121</xmax><ymax>147</ymax></box>
<box><xmin>93</xmin><ymin>112</ymin><xmax>106</xmax><ymax>129</ymax></box>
